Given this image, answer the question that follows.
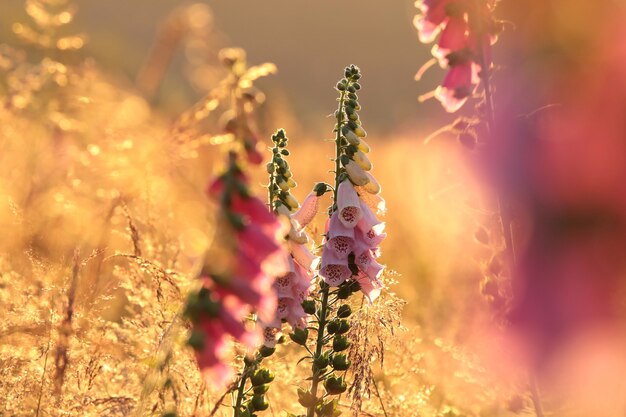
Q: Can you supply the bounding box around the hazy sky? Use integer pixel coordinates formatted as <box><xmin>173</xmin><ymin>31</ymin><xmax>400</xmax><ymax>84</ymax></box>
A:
<box><xmin>1</xmin><ymin>0</ymin><xmax>448</xmax><ymax>136</ymax></box>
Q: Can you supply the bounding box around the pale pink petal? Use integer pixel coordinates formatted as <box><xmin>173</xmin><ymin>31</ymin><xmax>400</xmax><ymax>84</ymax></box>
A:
<box><xmin>327</xmin><ymin>211</ymin><xmax>355</xmax><ymax>258</ymax></box>
<box><xmin>337</xmin><ymin>180</ymin><xmax>362</xmax><ymax>228</ymax></box>
<box><xmin>292</xmin><ymin>192</ymin><xmax>319</xmax><ymax>228</ymax></box>
<box><xmin>320</xmin><ymin>245</ymin><xmax>352</xmax><ymax>287</ymax></box>
<box><xmin>355</xmin><ymin>272</ymin><xmax>383</xmax><ymax>304</ymax></box>
<box><xmin>288</xmin><ymin>240</ymin><xmax>317</xmax><ymax>272</ymax></box>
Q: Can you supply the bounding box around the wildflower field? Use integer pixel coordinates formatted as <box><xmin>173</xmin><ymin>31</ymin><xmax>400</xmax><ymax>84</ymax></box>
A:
<box><xmin>2</xmin><ymin>1</ymin><xmax>626</xmax><ymax>417</ymax></box>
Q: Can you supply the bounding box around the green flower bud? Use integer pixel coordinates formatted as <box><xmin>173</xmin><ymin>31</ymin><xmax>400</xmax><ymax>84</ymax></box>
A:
<box><xmin>313</xmin><ymin>351</ymin><xmax>330</xmax><ymax>371</ymax></box>
<box><xmin>301</xmin><ymin>299</ymin><xmax>316</xmax><ymax>314</ymax></box>
<box><xmin>327</xmin><ymin>320</ymin><xmax>340</xmax><ymax>334</ymax></box>
<box><xmin>259</xmin><ymin>345</ymin><xmax>275</xmax><ymax>357</ymax></box>
<box><xmin>332</xmin><ymin>335</ymin><xmax>350</xmax><ymax>352</ymax></box>
<box><xmin>253</xmin><ymin>384</ymin><xmax>270</xmax><ymax>394</ymax></box>
<box><xmin>336</xmin><ymin>285</ymin><xmax>351</xmax><ymax>299</ymax></box>
<box><xmin>289</xmin><ymin>327</ymin><xmax>309</xmax><ymax>345</ymax></box>
<box><xmin>281</xmin><ymin>149</ymin><xmax>290</xmax><ymax>156</ymax></box>
<box><xmin>332</xmin><ymin>353</ymin><xmax>351</xmax><ymax>371</ymax></box>
<box><xmin>266</xmin><ymin>162</ymin><xmax>274</xmax><ymax>174</ymax></box>
<box><xmin>250</xmin><ymin>369</ymin><xmax>274</xmax><ymax>386</ymax></box>
<box><xmin>336</xmin><ymin>319</ymin><xmax>350</xmax><ymax>334</ymax></box>
<box><xmin>324</xmin><ymin>376</ymin><xmax>347</xmax><ymax>395</ymax></box>
<box><xmin>337</xmin><ymin>304</ymin><xmax>352</xmax><ymax>318</ymax></box>
<box><xmin>251</xmin><ymin>395</ymin><xmax>269</xmax><ymax>411</ymax></box>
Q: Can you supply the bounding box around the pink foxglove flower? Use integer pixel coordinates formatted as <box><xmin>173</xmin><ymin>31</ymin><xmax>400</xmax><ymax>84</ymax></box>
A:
<box><xmin>293</xmin><ymin>191</ymin><xmax>320</xmax><ymax>228</ymax></box>
<box><xmin>415</xmin><ymin>0</ymin><xmax>499</xmax><ymax>112</ymax></box>
<box><xmin>320</xmin><ymin>244</ymin><xmax>352</xmax><ymax>287</ymax></box>
<box><xmin>261</xmin><ymin>185</ymin><xmax>321</xmax><ymax>347</ymax></box>
<box><xmin>188</xmin><ymin>159</ymin><xmax>290</xmax><ymax>388</ymax></box>
<box><xmin>326</xmin><ymin>210</ymin><xmax>356</xmax><ymax>258</ymax></box>
<box><xmin>337</xmin><ymin>180</ymin><xmax>363</xmax><ymax>227</ymax></box>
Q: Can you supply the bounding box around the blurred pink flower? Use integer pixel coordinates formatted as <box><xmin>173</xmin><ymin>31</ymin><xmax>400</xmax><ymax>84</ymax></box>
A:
<box><xmin>190</xmin><ymin>164</ymin><xmax>290</xmax><ymax>388</ymax></box>
<box><xmin>415</xmin><ymin>0</ymin><xmax>499</xmax><ymax>112</ymax></box>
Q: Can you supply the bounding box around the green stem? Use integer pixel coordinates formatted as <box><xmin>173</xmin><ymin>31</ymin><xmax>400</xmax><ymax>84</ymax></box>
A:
<box><xmin>233</xmin><ymin>362</ymin><xmax>252</xmax><ymax>416</ymax></box>
<box><xmin>306</xmin><ymin>89</ymin><xmax>347</xmax><ymax>417</ymax></box>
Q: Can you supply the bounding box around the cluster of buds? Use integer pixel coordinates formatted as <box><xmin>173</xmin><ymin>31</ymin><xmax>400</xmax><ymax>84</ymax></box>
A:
<box><xmin>320</xmin><ymin>65</ymin><xmax>387</xmax><ymax>302</ymax></box>
<box><xmin>261</xmin><ymin>129</ymin><xmax>325</xmax><ymax>347</ymax></box>
<box><xmin>185</xmin><ymin>152</ymin><xmax>289</xmax><ymax>387</ymax></box>
<box><xmin>414</xmin><ymin>0</ymin><xmax>501</xmax><ymax>112</ymax></box>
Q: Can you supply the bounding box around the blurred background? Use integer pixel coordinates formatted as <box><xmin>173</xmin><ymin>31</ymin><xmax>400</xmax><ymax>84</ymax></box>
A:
<box><xmin>1</xmin><ymin>0</ymin><xmax>449</xmax><ymax>136</ymax></box>
<box><xmin>6</xmin><ymin>0</ymin><xmax>625</xmax><ymax>416</ymax></box>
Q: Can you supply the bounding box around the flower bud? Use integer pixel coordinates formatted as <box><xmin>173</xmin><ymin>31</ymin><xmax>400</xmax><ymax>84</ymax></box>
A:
<box><xmin>332</xmin><ymin>353</ymin><xmax>351</xmax><ymax>371</ymax></box>
<box><xmin>353</xmin><ymin>150</ymin><xmax>372</xmax><ymax>171</ymax></box>
<box><xmin>324</xmin><ymin>376</ymin><xmax>347</xmax><ymax>395</ymax></box>
<box><xmin>259</xmin><ymin>345</ymin><xmax>275</xmax><ymax>357</ymax></box>
<box><xmin>357</xmin><ymin>139</ymin><xmax>370</xmax><ymax>153</ymax></box>
<box><xmin>284</xmin><ymin>193</ymin><xmax>299</xmax><ymax>210</ymax></box>
<box><xmin>266</xmin><ymin>162</ymin><xmax>274</xmax><ymax>174</ymax></box>
<box><xmin>344</xmin><ymin>160</ymin><xmax>370</xmax><ymax>186</ymax></box>
<box><xmin>337</xmin><ymin>304</ymin><xmax>352</xmax><ymax>318</ymax></box>
<box><xmin>187</xmin><ymin>329</ymin><xmax>205</xmax><ymax>351</ymax></box>
<box><xmin>289</xmin><ymin>327</ymin><xmax>309</xmax><ymax>345</ymax></box>
<box><xmin>342</xmin><ymin>127</ymin><xmax>361</xmax><ymax>145</ymax></box>
<box><xmin>362</xmin><ymin>172</ymin><xmax>381</xmax><ymax>194</ymax></box>
<box><xmin>313</xmin><ymin>352</ymin><xmax>330</xmax><ymax>371</ymax></box>
<box><xmin>277</xmin><ymin>177</ymin><xmax>290</xmax><ymax>191</ymax></box>
<box><xmin>253</xmin><ymin>384</ymin><xmax>270</xmax><ymax>394</ymax></box>
<box><xmin>287</xmin><ymin>178</ymin><xmax>297</xmax><ymax>188</ymax></box>
<box><xmin>251</xmin><ymin>395</ymin><xmax>269</xmax><ymax>411</ymax></box>
<box><xmin>332</xmin><ymin>335</ymin><xmax>350</xmax><ymax>351</ymax></box>
<box><xmin>336</xmin><ymin>319</ymin><xmax>350</xmax><ymax>334</ymax></box>
<box><xmin>302</xmin><ymin>299</ymin><xmax>316</xmax><ymax>314</ymax></box>
<box><xmin>354</xmin><ymin>126</ymin><xmax>367</xmax><ymax>137</ymax></box>
<box><xmin>327</xmin><ymin>320</ymin><xmax>340</xmax><ymax>334</ymax></box>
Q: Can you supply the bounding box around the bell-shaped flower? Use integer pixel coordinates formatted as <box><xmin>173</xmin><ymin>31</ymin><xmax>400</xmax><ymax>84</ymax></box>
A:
<box><xmin>293</xmin><ymin>191</ymin><xmax>320</xmax><ymax>229</ymax></box>
<box><xmin>337</xmin><ymin>180</ymin><xmax>363</xmax><ymax>228</ymax></box>
<box><xmin>319</xmin><ymin>245</ymin><xmax>351</xmax><ymax>287</ymax></box>
<box><xmin>355</xmin><ymin>272</ymin><xmax>383</xmax><ymax>304</ymax></box>
<box><xmin>326</xmin><ymin>210</ymin><xmax>355</xmax><ymax>258</ymax></box>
